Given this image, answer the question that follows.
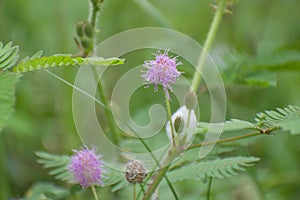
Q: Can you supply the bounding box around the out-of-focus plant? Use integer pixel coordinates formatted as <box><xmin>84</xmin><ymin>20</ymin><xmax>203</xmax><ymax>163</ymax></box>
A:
<box><xmin>1</xmin><ymin>0</ymin><xmax>300</xmax><ymax>199</ymax></box>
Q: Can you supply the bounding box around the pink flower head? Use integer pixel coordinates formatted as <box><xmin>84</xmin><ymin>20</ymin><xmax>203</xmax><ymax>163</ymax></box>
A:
<box><xmin>68</xmin><ymin>147</ymin><xmax>103</xmax><ymax>188</ymax></box>
<box><xmin>142</xmin><ymin>49</ymin><xmax>182</xmax><ymax>99</ymax></box>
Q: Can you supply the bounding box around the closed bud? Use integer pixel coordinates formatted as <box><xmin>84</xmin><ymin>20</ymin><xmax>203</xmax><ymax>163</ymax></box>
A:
<box><xmin>184</xmin><ymin>91</ymin><xmax>197</xmax><ymax>110</ymax></box>
<box><xmin>125</xmin><ymin>160</ymin><xmax>147</xmax><ymax>184</ymax></box>
<box><xmin>76</xmin><ymin>21</ymin><xmax>84</xmax><ymax>37</ymax></box>
<box><xmin>80</xmin><ymin>37</ymin><xmax>92</xmax><ymax>49</ymax></box>
<box><xmin>83</xmin><ymin>23</ymin><xmax>94</xmax><ymax>38</ymax></box>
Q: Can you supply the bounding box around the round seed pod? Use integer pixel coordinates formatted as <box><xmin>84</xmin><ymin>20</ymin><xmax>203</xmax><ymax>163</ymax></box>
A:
<box><xmin>125</xmin><ymin>160</ymin><xmax>147</xmax><ymax>184</ymax></box>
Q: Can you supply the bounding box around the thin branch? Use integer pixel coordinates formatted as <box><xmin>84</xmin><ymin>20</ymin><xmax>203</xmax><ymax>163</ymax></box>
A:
<box><xmin>187</xmin><ymin>131</ymin><xmax>262</xmax><ymax>150</ymax></box>
<box><xmin>206</xmin><ymin>177</ymin><xmax>213</xmax><ymax>200</ymax></box>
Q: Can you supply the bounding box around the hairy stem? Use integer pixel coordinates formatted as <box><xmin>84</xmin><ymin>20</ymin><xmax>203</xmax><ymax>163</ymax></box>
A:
<box><xmin>191</xmin><ymin>0</ymin><xmax>227</xmax><ymax>92</ymax></box>
<box><xmin>91</xmin><ymin>186</ymin><xmax>99</xmax><ymax>200</ymax></box>
<box><xmin>92</xmin><ymin>68</ymin><xmax>121</xmax><ymax>144</ymax></box>
<box><xmin>165</xmin><ymin>94</ymin><xmax>176</xmax><ymax>146</ymax></box>
<box><xmin>88</xmin><ymin>0</ymin><xmax>121</xmax><ymax>144</ymax></box>
<box><xmin>89</xmin><ymin>0</ymin><xmax>102</xmax><ymax>28</ymax></box>
<box><xmin>142</xmin><ymin>147</ymin><xmax>179</xmax><ymax>200</ymax></box>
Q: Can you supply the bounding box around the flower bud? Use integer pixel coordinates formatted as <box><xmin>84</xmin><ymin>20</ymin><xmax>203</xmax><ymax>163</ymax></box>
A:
<box><xmin>83</xmin><ymin>23</ymin><xmax>94</xmax><ymax>38</ymax></box>
<box><xmin>76</xmin><ymin>21</ymin><xmax>84</xmax><ymax>37</ymax></box>
<box><xmin>80</xmin><ymin>37</ymin><xmax>92</xmax><ymax>49</ymax></box>
<box><xmin>125</xmin><ymin>160</ymin><xmax>147</xmax><ymax>184</ymax></box>
<box><xmin>184</xmin><ymin>91</ymin><xmax>197</xmax><ymax>110</ymax></box>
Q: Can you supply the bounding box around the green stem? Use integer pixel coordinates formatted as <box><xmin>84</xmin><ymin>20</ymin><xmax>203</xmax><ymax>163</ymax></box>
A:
<box><xmin>91</xmin><ymin>186</ymin><xmax>99</xmax><ymax>200</ymax></box>
<box><xmin>88</xmin><ymin>0</ymin><xmax>121</xmax><ymax>144</ymax></box>
<box><xmin>191</xmin><ymin>0</ymin><xmax>227</xmax><ymax>92</ymax></box>
<box><xmin>92</xmin><ymin>67</ymin><xmax>121</xmax><ymax>144</ymax></box>
<box><xmin>187</xmin><ymin>131</ymin><xmax>262</xmax><ymax>150</ymax></box>
<box><xmin>142</xmin><ymin>147</ymin><xmax>179</xmax><ymax>200</ymax></box>
<box><xmin>206</xmin><ymin>177</ymin><xmax>213</xmax><ymax>200</ymax></box>
<box><xmin>133</xmin><ymin>131</ymin><xmax>178</xmax><ymax>200</ymax></box>
<box><xmin>89</xmin><ymin>0</ymin><xmax>102</xmax><ymax>28</ymax></box>
<box><xmin>133</xmin><ymin>184</ymin><xmax>136</xmax><ymax>200</ymax></box>
<box><xmin>165</xmin><ymin>94</ymin><xmax>176</xmax><ymax>146</ymax></box>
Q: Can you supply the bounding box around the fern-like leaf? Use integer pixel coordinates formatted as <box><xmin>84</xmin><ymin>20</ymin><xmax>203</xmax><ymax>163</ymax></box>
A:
<box><xmin>0</xmin><ymin>72</ymin><xmax>21</xmax><ymax>132</ymax></box>
<box><xmin>13</xmin><ymin>54</ymin><xmax>124</xmax><ymax>73</ymax></box>
<box><xmin>36</xmin><ymin>151</ymin><xmax>71</xmax><ymax>181</ymax></box>
<box><xmin>0</xmin><ymin>42</ymin><xmax>19</xmax><ymax>70</ymax></box>
<box><xmin>255</xmin><ymin>105</ymin><xmax>300</xmax><ymax>134</ymax></box>
<box><xmin>24</xmin><ymin>182</ymin><xmax>70</xmax><ymax>200</ymax></box>
<box><xmin>167</xmin><ymin>156</ymin><xmax>260</xmax><ymax>182</ymax></box>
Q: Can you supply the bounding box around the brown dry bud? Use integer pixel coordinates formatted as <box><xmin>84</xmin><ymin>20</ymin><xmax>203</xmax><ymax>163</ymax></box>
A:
<box><xmin>125</xmin><ymin>160</ymin><xmax>147</xmax><ymax>184</ymax></box>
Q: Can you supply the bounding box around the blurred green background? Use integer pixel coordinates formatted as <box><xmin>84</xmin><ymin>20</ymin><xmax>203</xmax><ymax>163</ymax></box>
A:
<box><xmin>1</xmin><ymin>0</ymin><xmax>300</xmax><ymax>199</ymax></box>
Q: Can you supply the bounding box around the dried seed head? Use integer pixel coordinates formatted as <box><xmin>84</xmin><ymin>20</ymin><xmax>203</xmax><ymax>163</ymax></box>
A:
<box><xmin>125</xmin><ymin>160</ymin><xmax>147</xmax><ymax>184</ymax></box>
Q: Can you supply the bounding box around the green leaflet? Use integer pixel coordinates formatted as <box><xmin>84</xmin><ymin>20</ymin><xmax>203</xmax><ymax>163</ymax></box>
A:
<box><xmin>13</xmin><ymin>54</ymin><xmax>125</xmax><ymax>73</ymax></box>
<box><xmin>167</xmin><ymin>156</ymin><xmax>260</xmax><ymax>182</ymax></box>
<box><xmin>0</xmin><ymin>41</ymin><xmax>125</xmax><ymax>73</ymax></box>
<box><xmin>0</xmin><ymin>42</ymin><xmax>19</xmax><ymax>70</ymax></box>
<box><xmin>255</xmin><ymin>105</ymin><xmax>300</xmax><ymax>135</ymax></box>
<box><xmin>24</xmin><ymin>182</ymin><xmax>70</xmax><ymax>200</ymax></box>
<box><xmin>0</xmin><ymin>72</ymin><xmax>21</xmax><ymax>133</ymax></box>
<box><xmin>198</xmin><ymin>105</ymin><xmax>300</xmax><ymax>135</ymax></box>
<box><xmin>36</xmin><ymin>151</ymin><xmax>71</xmax><ymax>182</ymax></box>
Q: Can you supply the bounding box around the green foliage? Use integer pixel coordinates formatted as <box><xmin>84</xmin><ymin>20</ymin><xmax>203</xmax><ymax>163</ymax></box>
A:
<box><xmin>103</xmin><ymin>168</ymin><xmax>128</xmax><ymax>192</ymax></box>
<box><xmin>24</xmin><ymin>182</ymin><xmax>70</xmax><ymax>200</ymax></box>
<box><xmin>36</xmin><ymin>151</ymin><xmax>71</xmax><ymax>182</ymax></box>
<box><xmin>0</xmin><ymin>72</ymin><xmax>21</xmax><ymax>132</ymax></box>
<box><xmin>167</xmin><ymin>156</ymin><xmax>260</xmax><ymax>182</ymax></box>
<box><xmin>0</xmin><ymin>42</ymin><xmax>19</xmax><ymax>70</ymax></box>
<box><xmin>198</xmin><ymin>119</ymin><xmax>255</xmax><ymax>134</ymax></box>
<box><xmin>255</xmin><ymin>105</ymin><xmax>300</xmax><ymax>135</ymax></box>
<box><xmin>222</xmin><ymin>48</ymin><xmax>300</xmax><ymax>87</ymax></box>
<box><xmin>198</xmin><ymin>105</ymin><xmax>300</xmax><ymax>135</ymax></box>
<box><xmin>13</xmin><ymin>53</ymin><xmax>125</xmax><ymax>73</ymax></box>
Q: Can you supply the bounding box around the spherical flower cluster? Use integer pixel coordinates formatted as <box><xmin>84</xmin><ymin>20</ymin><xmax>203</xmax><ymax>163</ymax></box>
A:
<box><xmin>125</xmin><ymin>160</ymin><xmax>147</xmax><ymax>184</ymax></box>
<box><xmin>142</xmin><ymin>49</ymin><xmax>182</xmax><ymax>99</ymax></box>
<box><xmin>68</xmin><ymin>147</ymin><xmax>103</xmax><ymax>188</ymax></box>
